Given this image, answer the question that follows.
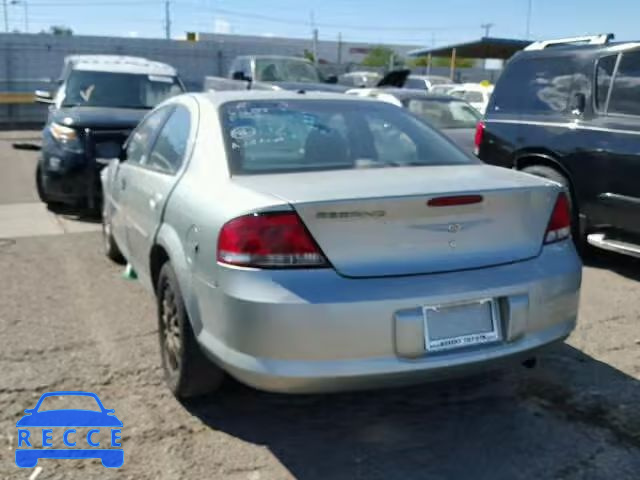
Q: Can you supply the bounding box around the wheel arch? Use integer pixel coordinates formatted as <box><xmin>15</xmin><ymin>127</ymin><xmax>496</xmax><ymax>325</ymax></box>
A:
<box><xmin>513</xmin><ymin>150</ymin><xmax>579</xmax><ymax>199</ymax></box>
<box><xmin>150</xmin><ymin>224</ymin><xmax>202</xmax><ymax>332</ymax></box>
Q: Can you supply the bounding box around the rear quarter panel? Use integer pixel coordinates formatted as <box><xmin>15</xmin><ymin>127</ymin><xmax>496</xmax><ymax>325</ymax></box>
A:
<box><xmin>162</xmin><ymin>97</ymin><xmax>289</xmax><ymax>333</ymax></box>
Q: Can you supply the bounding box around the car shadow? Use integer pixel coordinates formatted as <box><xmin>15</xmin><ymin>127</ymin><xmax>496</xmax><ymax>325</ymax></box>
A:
<box><xmin>47</xmin><ymin>203</ymin><xmax>101</xmax><ymax>224</ymax></box>
<box><xmin>583</xmin><ymin>248</ymin><xmax>640</xmax><ymax>282</ymax></box>
<box><xmin>183</xmin><ymin>344</ymin><xmax>640</xmax><ymax>479</ymax></box>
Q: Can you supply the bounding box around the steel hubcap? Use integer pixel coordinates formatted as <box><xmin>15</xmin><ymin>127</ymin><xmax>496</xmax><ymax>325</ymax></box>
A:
<box><xmin>161</xmin><ymin>282</ymin><xmax>181</xmax><ymax>372</ymax></box>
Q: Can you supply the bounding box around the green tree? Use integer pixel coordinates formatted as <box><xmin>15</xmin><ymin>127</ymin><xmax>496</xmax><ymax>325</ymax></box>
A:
<box><xmin>49</xmin><ymin>25</ymin><xmax>73</xmax><ymax>36</ymax></box>
<box><xmin>408</xmin><ymin>56</ymin><xmax>430</xmax><ymax>67</ymax></box>
<box><xmin>303</xmin><ymin>49</ymin><xmax>315</xmax><ymax>63</ymax></box>
<box><xmin>362</xmin><ymin>46</ymin><xmax>397</xmax><ymax>67</ymax></box>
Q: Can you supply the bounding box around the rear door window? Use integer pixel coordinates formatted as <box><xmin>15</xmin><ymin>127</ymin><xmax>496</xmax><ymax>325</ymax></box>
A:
<box><xmin>125</xmin><ymin>107</ymin><xmax>171</xmax><ymax>165</ymax></box>
<box><xmin>607</xmin><ymin>51</ymin><xmax>640</xmax><ymax>116</ymax></box>
<box><xmin>145</xmin><ymin>105</ymin><xmax>191</xmax><ymax>174</ymax></box>
<box><xmin>491</xmin><ymin>57</ymin><xmax>575</xmax><ymax>114</ymax></box>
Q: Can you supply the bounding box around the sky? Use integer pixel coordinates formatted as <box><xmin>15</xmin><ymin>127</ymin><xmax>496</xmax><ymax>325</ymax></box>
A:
<box><xmin>4</xmin><ymin>0</ymin><xmax>638</xmax><ymax>48</ymax></box>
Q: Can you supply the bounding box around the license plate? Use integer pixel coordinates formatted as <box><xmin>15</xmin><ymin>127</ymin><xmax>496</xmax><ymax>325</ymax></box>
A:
<box><xmin>423</xmin><ymin>299</ymin><xmax>501</xmax><ymax>352</ymax></box>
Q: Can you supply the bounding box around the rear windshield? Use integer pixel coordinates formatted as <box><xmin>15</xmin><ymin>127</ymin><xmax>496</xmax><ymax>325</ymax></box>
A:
<box><xmin>221</xmin><ymin>99</ymin><xmax>475</xmax><ymax>174</ymax></box>
<box><xmin>62</xmin><ymin>70</ymin><xmax>184</xmax><ymax>109</ymax></box>
<box><xmin>405</xmin><ymin>98</ymin><xmax>481</xmax><ymax>129</ymax></box>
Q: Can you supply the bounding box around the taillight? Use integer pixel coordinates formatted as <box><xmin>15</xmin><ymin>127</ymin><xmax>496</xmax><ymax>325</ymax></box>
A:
<box><xmin>473</xmin><ymin>121</ymin><xmax>485</xmax><ymax>155</ymax></box>
<box><xmin>544</xmin><ymin>193</ymin><xmax>571</xmax><ymax>244</ymax></box>
<box><xmin>217</xmin><ymin>212</ymin><xmax>329</xmax><ymax>268</ymax></box>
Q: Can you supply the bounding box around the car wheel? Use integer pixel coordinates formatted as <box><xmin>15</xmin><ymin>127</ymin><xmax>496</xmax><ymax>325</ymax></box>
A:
<box><xmin>521</xmin><ymin>165</ymin><xmax>583</xmax><ymax>248</ymax></box>
<box><xmin>102</xmin><ymin>204</ymin><xmax>125</xmax><ymax>264</ymax></box>
<box><xmin>157</xmin><ymin>262</ymin><xmax>224</xmax><ymax>399</ymax></box>
<box><xmin>36</xmin><ymin>164</ymin><xmax>67</xmax><ymax>213</ymax></box>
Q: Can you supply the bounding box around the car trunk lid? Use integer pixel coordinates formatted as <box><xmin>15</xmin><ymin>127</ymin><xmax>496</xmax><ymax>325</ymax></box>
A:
<box><xmin>232</xmin><ymin>165</ymin><xmax>560</xmax><ymax>277</ymax></box>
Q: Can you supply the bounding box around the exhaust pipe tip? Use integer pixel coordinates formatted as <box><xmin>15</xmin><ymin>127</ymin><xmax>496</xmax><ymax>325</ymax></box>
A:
<box><xmin>522</xmin><ymin>357</ymin><xmax>537</xmax><ymax>369</ymax></box>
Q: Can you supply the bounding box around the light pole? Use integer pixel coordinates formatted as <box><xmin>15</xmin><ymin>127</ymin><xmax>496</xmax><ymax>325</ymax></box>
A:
<box><xmin>525</xmin><ymin>0</ymin><xmax>532</xmax><ymax>39</ymax></box>
<box><xmin>481</xmin><ymin>23</ymin><xmax>494</xmax><ymax>38</ymax></box>
<box><xmin>10</xmin><ymin>0</ymin><xmax>27</xmax><ymax>33</ymax></box>
<box><xmin>2</xmin><ymin>0</ymin><xmax>8</xmax><ymax>32</ymax></box>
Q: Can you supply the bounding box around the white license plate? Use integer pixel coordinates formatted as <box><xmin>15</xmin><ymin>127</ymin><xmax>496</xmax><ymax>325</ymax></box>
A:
<box><xmin>423</xmin><ymin>299</ymin><xmax>501</xmax><ymax>352</ymax></box>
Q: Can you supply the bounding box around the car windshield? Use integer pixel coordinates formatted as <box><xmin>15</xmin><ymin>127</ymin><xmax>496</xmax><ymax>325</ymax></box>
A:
<box><xmin>36</xmin><ymin>395</ymin><xmax>101</xmax><ymax>412</ymax></box>
<box><xmin>405</xmin><ymin>98</ymin><xmax>481</xmax><ymax>129</ymax></box>
<box><xmin>221</xmin><ymin>99</ymin><xmax>474</xmax><ymax>174</ymax></box>
<box><xmin>430</xmin><ymin>85</ymin><xmax>455</xmax><ymax>95</ymax></box>
<box><xmin>255</xmin><ymin>58</ymin><xmax>321</xmax><ymax>83</ymax></box>
<box><xmin>404</xmin><ymin>77</ymin><xmax>426</xmax><ymax>89</ymax></box>
<box><xmin>62</xmin><ymin>70</ymin><xmax>184</xmax><ymax>109</ymax></box>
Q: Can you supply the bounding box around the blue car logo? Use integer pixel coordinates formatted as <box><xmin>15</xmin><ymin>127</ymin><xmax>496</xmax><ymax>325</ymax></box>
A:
<box><xmin>16</xmin><ymin>391</ymin><xmax>123</xmax><ymax>468</ymax></box>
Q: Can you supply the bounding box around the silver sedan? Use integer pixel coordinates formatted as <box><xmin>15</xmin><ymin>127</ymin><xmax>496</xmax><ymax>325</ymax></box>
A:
<box><xmin>101</xmin><ymin>91</ymin><xmax>581</xmax><ymax>397</ymax></box>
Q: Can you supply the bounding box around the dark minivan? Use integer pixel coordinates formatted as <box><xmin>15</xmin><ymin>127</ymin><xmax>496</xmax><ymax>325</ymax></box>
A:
<box><xmin>477</xmin><ymin>39</ymin><xmax>640</xmax><ymax>258</ymax></box>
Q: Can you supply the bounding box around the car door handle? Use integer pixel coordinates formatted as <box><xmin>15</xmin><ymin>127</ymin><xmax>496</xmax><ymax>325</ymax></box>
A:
<box><xmin>149</xmin><ymin>193</ymin><xmax>163</xmax><ymax>210</ymax></box>
<box><xmin>120</xmin><ymin>178</ymin><xmax>126</xmax><ymax>190</ymax></box>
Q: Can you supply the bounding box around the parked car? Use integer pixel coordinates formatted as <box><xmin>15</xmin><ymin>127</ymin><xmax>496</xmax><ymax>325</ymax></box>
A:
<box><xmin>35</xmin><ymin>55</ymin><xmax>184</xmax><ymax>211</ymax></box>
<box><xmin>346</xmin><ymin>87</ymin><xmax>481</xmax><ymax>152</ymax></box>
<box><xmin>205</xmin><ymin>55</ymin><xmax>349</xmax><ymax>93</ymax></box>
<box><xmin>101</xmin><ymin>90</ymin><xmax>581</xmax><ymax>398</ymax></box>
<box><xmin>449</xmin><ymin>83</ymin><xmax>493</xmax><ymax>114</ymax></box>
<box><xmin>338</xmin><ymin>71</ymin><xmax>382</xmax><ymax>88</ymax></box>
<box><xmin>430</xmin><ymin>84</ymin><xmax>460</xmax><ymax>96</ymax></box>
<box><xmin>477</xmin><ymin>39</ymin><xmax>640</xmax><ymax>257</ymax></box>
<box><xmin>403</xmin><ymin>74</ymin><xmax>452</xmax><ymax>92</ymax></box>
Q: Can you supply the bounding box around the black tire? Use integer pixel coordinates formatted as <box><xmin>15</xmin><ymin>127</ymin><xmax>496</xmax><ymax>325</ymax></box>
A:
<box><xmin>157</xmin><ymin>262</ymin><xmax>224</xmax><ymax>399</ymax></box>
<box><xmin>521</xmin><ymin>165</ymin><xmax>583</xmax><ymax>248</ymax></box>
<box><xmin>101</xmin><ymin>204</ymin><xmax>126</xmax><ymax>264</ymax></box>
<box><xmin>36</xmin><ymin>164</ymin><xmax>66</xmax><ymax>213</ymax></box>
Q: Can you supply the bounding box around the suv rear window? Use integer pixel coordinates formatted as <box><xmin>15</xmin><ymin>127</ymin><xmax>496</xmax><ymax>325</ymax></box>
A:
<box><xmin>607</xmin><ymin>51</ymin><xmax>640</xmax><ymax>116</ymax></box>
<box><xmin>221</xmin><ymin>100</ymin><xmax>475</xmax><ymax>174</ymax></box>
<box><xmin>490</xmin><ymin>57</ymin><xmax>575</xmax><ymax>114</ymax></box>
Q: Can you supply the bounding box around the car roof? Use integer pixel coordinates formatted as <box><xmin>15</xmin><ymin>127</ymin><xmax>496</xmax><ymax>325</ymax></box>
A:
<box><xmin>409</xmin><ymin>74</ymin><xmax>451</xmax><ymax>80</ymax></box>
<box><xmin>361</xmin><ymin>88</ymin><xmax>463</xmax><ymax>102</ymax></box>
<box><xmin>64</xmin><ymin>55</ymin><xmax>177</xmax><ymax>76</ymax></box>
<box><xmin>235</xmin><ymin>55</ymin><xmax>313</xmax><ymax>63</ymax></box>
<box><xmin>198</xmin><ymin>90</ymin><xmax>379</xmax><ymax>107</ymax></box>
<box><xmin>512</xmin><ymin>41</ymin><xmax>640</xmax><ymax>61</ymax></box>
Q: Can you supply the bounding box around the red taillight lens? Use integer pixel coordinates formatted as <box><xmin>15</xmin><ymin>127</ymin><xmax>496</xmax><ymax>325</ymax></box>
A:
<box><xmin>217</xmin><ymin>212</ymin><xmax>328</xmax><ymax>268</ymax></box>
<box><xmin>473</xmin><ymin>121</ymin><xmax>485</xmax><ymax>155</ymax></box>
<box><xmin>544</xmin><ymin>193</ymin><xmax>572</xmax><ymax>244</ymax></box>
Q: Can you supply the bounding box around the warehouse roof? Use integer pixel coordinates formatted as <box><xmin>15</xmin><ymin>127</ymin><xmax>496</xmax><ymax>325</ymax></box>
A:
<box><xmin>407</xmin><ymin>37</ymin><xmax>532</xmax><ymax>59</ymax></box>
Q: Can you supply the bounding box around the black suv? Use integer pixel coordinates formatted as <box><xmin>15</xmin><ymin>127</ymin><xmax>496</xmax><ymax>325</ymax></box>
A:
<box><xmin>477</xmin><ymin>40</ymin><xmax>640</xmax><ymax>258</ymax></box>
<box><xmin>35</xmin><ymin>55</ymin><xmax>184</xmax><ymax>211</ymax></box>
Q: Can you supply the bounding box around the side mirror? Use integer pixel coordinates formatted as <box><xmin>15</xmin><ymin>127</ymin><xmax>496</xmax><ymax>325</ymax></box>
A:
<box><xmin>570</xmin><ymin>92</ymin><xmax>586</xmax><ymax>115</ymax></box>
<box><xmin>232</xmin><ymin>71</ymin><xmax>250</xmax><ymax>82</ymax></box>
<box><xmin>34</xmin><ymin>90</ymin><xmax>54</xmax><ymax>104</ymax></box>
<box><xmin>325</xmin><ymin>75</ymin><xmax>338</xmax><ymax>84</ymax></box>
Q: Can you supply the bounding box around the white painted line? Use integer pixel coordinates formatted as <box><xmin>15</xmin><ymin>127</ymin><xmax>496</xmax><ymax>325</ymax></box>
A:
<box><xmin>28</xmin><ymin>466</ymin><xmax>43</xmax><ymax>480</ymax></box>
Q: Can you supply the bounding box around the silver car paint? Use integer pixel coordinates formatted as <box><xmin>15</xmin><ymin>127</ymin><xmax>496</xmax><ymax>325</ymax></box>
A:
<box><xmin>102</xmin><ymin>91</ymin><xmax>582</xmax><ymax>393</ymax></box>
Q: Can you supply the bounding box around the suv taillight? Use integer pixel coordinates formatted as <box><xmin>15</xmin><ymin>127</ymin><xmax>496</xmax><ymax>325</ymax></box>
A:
<box><xmin>544</xmin><ymin>193</ymin><xmax>571</xmax><ymax>244</ymax></box>
<box><xmin>217</xmin><ymin>212</ymin><xmax>329</xmax><ymax>268</ymax></box>
<box><xmin>473</xmin><ymin>121</ymin><xmax>485</xmax><ymax>155</ymax></box>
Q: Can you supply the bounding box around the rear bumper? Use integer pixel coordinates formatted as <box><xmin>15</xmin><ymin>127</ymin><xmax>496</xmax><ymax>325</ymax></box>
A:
<box><xmin>194</xmin><ymin>241</ymin><xmax>581</xmax><ymax>393</ymax></box>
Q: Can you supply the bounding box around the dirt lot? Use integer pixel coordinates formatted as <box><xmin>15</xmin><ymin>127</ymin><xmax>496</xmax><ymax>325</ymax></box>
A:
<box><xmin>0</xmin><ymin>132</ymin><xmax>638</xmax><ymax>479</ymax></box>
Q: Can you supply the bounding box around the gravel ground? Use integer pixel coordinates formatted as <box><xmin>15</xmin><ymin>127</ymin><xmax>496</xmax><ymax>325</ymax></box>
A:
<box><xmin>0</xmin><ymin>134</ymin><xmax>638</xmax><ymax>479</ymax></box>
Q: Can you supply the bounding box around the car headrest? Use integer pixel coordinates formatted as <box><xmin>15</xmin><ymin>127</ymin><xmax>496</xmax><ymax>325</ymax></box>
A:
<box><xmin>304</xmin><ymin>127</ymin><xmax>351</xmax><ymax>167</ymax></box>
